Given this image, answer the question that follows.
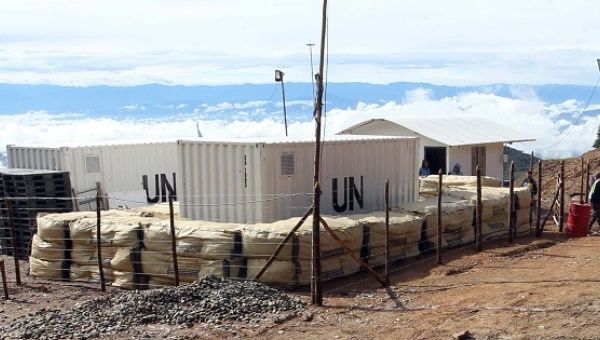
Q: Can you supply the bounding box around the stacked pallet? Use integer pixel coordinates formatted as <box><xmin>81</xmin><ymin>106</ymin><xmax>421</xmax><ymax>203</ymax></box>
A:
<box><xmin>0</xmin><ymin>169</ymin><xmax>73</xmax><ymax>259</ymax></box>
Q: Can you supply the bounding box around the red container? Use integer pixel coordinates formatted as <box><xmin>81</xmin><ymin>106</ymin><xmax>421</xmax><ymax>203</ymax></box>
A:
<box><xmin>567</xmin><ymin>202</ymin><xmax>592</xmax><ymax>237</ymax></box>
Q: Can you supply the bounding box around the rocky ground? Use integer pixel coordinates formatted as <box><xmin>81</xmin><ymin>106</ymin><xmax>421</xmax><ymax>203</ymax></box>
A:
<box><xmin>3</xmin><ymin>225</ymin><xmax>600</xmax><ymax>339</ymax></box>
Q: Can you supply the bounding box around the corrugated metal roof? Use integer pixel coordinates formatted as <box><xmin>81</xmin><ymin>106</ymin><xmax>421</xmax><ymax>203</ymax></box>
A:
<box><xmin>338</xmin><ymin>116</ymin><xmax>535</xmax><ymax>146</ymax></box>
<box><xmin>178</xmin><ymin>135</ymin><xmax>417</xmax><ymax>145</ymax></box>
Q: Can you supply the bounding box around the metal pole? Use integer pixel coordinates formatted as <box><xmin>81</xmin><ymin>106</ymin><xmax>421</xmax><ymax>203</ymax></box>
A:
<box><xmin>436</xmin><ymin>169</ymin><xmax>443</xmax><ymax>265</ymax></box>
<box><xmin>6</xmin><ymin>200</ymin><xmax>21</xmax><ymax>285</ymax></box>
<box><xmin>384</xmin><ymin>179</ymin><xmax>390</xmax><ymax>284</ymax></box>
<box><xmin>559</xmin><ymin>160</ymin><xmax>565</xmax><ymax>233</ymax></box>
<box><xmin>536</xmin><ymin>161</ymin><xmax>542</xmax><ymax>236</ymax></box>
<box><xmin>280</xmin><ymin>79</ymin><xmax>288</xmax><ymax>137</ymax></box>
<box><xmin>0</xmin><ymin>259</ymin><xmax>8</xmax><ymax>299</ymax></box>
<box><xmin>311</xmin><ymin>0</ymin><xmax>327</xmax><ymax>307</ymax></box>
<box><xmin>580</xmin><ymin>158</ymin><xmax>584</xmax><ymax>204</ymax></box>
<box><xmin>508</xmin><ymin>162</ymin><xmax>515</xmax><ymax>243</ymax></box>
<box><xmin>168</xmin><ymin>194</ymin><xmax>179</xmax><ymax>286</ymax></box>
<box><xmin>96</xmin><ymin>192</ymin><xmax>106</xmax><ymax>292</ymax></box>
<box><xmin>476</xmin><ymin>166</ymin><xmax>482</xmax><ymax>252</ymax></box>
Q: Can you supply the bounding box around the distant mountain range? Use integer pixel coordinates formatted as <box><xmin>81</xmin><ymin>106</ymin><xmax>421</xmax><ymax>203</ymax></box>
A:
<box><xmin>1</xmin><ymin>82</ymin><xmax>599</xmax><ymax>120</ymax></box>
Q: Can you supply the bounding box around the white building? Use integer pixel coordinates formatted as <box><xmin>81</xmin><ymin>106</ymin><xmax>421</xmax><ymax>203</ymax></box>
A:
<box><xmin>337</xmin><ymin>116</ymin><xmax>534</xmax><ymax>179</ymax></box>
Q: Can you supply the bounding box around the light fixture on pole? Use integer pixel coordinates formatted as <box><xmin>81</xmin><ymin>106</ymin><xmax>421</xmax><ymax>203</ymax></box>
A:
<box><xmin>275</xmin><ymin>69</ymin><xmax>288</xmax><ymax>137</ymax></box>
<box><xmin>307</xmin><ymin>41</ymin><xmax>316</xmax><ymax>102</ymax></box>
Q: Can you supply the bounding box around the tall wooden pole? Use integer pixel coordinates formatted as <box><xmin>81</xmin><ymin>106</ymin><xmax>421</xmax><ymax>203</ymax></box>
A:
<box><xmin>508</xmin><ymin>162</ymin><xmax>515</xmax><ymax>243</ymax></box>
<box><xmin>0</xmin><ymin>259</ymin><xmax>8</xmax><ymax>299</ymax></box>
<box><xmin>311</xmin><ymin>0</ymin><xmax>327</xmax><ymax>306</ymax></box>
<box><xmin>384</xmin><ymin>179</ymin><xmax>390</xmax><ymax>284</ymax></box>
<box><xmin>536</xmin><ymin>160</ymin><xmax>542</xmax><ymax>236</ymax></box>
<box><xmin>529</xmin><ymin>151</ymin><xmax>534</xmax><ymax>172</ymax></box>
<box><xmin>559</xmin><ymin>160</ymin><xmax>565</xmax><ymax>233</ymax></box>
<box><xmin>475</xmin><ymin>166</ymin><xmax>482</xmax><ymax>252</ymax></box>
<box><xmin>436</xmin><ymin>169</ymin><xmax>443</xmax><ymax>265</ymax></box>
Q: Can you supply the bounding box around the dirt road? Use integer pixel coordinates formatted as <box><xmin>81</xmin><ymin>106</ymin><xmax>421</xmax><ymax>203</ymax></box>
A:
<box><xmin>2</xmin><ymin>228</ymin><xmax>600</xmax><ymax>339</ymax></box>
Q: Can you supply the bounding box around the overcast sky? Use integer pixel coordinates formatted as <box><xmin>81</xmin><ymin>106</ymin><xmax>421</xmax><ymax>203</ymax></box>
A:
<box><xmin>1</xmin><ymin>0</ymin><xmax>600</xmax><ymax>86</ymax></box>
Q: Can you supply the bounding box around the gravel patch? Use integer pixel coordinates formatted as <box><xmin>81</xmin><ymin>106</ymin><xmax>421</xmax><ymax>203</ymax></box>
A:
<box><xmin>1</xmin><ymin>275</ymin><xmax>305</xmax><ymax>339</ymax></box>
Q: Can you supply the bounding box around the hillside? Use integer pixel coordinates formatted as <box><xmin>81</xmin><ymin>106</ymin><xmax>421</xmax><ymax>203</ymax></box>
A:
<box><xmin>518</xmin><ymin>148</ymin><xmax>600</xmax><ymax>207</ymax></box>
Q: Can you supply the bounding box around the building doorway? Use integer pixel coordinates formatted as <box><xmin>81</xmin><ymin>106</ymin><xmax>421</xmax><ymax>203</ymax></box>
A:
<box><xmin>424</xmin><ymin>147</ymin><xmax>447</xmax><ymax>174</ymax></box>
<box><xmin>471</xmin><ymin>146</ymin><xmax>486</xmax><ymax>175</ymax></box>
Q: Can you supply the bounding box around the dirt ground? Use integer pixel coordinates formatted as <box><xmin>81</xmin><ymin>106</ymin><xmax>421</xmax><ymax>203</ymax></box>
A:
<box><xmin>3</xmin><ymin>225</ymin><xmax>600</xmax><ymax>339</ymax></box>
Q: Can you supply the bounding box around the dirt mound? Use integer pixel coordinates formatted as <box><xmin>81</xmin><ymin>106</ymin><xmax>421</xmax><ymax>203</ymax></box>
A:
<box><xmin>517</xmin><ymin>148</ymin><xmax>600</xmax><ymax>207</ymax></box>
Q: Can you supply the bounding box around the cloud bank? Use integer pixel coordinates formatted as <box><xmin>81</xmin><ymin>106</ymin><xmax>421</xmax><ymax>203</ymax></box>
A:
<box><xmin>2</xmin><ymin>89</ymin><xmax>598</xmax><ymax>169</ymax></box>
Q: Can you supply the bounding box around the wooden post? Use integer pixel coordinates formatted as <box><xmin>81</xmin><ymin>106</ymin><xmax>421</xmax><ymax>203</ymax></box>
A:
<box><xmin>1</xmin><ymin>259</ymin><xmax>8</xmax><ymax>299</ymax></box>
<box><xmin>476</xmin><ymin>166</ymin><xmax>482</xmax><ymax>252</ymax></box>
<box><xmin>384</xmin><ymin>179</ymin><xmax>390</xmax><ymax>284</ymax></box>
<box><xmin>71</xmin><ymin>188</ymin><xmax>79</xmax><ymax>212</ymax></box>
<box><xmin>530</xmin><ymin>151</ymin><xmax>534</xmax><ymax>172</ymax></box>
<box><xmin>96</xmin><ymin>191</ymin><xmax>106</xmax><ymax>292</ymax></box>
<box><xmin>254</xmin><ymin>207</ymin><xmax>313</xmax><ymax>281</ymax></box>
<box><xmin>310</xmin><ymin>0</ymin><xmax>328</xmax><ymax>307</ymax></box>
<box><xmin>436</xmin><ymin>169</ymin><xmax>443</xmax><ymax>265</ymax></box>
<box><xmin>508</xmin><ymin>162</ymin><xmax>515</xmax><ymax>243</ymax></box>
<box><xmin>580</xmin><ymin>158</ymin><xmax>584</xmax><ymax>204</ymax></box>
<box><xmin>536</xmin><ymin>161</ymin><xmax>542</xmax><ymax>236</ymax></box>
<box><xmin>559</xmin><ymin>160</ymin><xmax>565</xmax><ymax>233</ymax></box>
<box><xmin>585</xmin><ymin>162</ymin><xmax>590</xmax><ymax>203</ymax></box>
<box><xmin>168</xmin><ymin>194</ymin><xmax>180</xmax><ymax>286</ymax></box>
<box><xmin>6</xmin><ymin>200</ymin><xmax>21</xmax><ymax>285</ymax></box>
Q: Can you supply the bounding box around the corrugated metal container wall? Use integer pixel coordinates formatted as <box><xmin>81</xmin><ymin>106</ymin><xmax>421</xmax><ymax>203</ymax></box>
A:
<box><xmin>177</xmin><ymin>141</ymin><xmax>263</xmax><ymax>222</ymax></box>
<box><xmin>62</xmin><ymin>143</ymin><xmax>178</xmax><ymax>206</ymax></box>
<box><xmin>6</xmin><ymin>146</ymin><xmax>65</xmax><ymax>170</ymax></box>
<box><xmin>178</xmin><ymin>137</ymin><xmax>418</xmax><ymax>223</ymax></box>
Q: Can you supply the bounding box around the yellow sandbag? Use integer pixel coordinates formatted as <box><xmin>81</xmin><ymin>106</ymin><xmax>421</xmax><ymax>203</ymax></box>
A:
<box><xmin>368</xmin><ymin>244</ymin><xmax>421</xmax><ymax>267</ymax></box>
<box><xmin>70</xmin><ymin>216</ymin><xmax>146</xmax><ymax>247</ymax></box>
<box><xmin>71</xmin><ymin>244</ymin><xmax>116</xmax><ymax>267</ymax></box>
<box><xmin>353</xmin><ymin>213</ymin><xmax>422</xmax><ymax>249</ymax></box>
<box><xmin>37</xmin><ymin>212</ymin><xmax>94</xmax><ymax>243</ymax></box>
<box><xmin>29</xmin><ymin>256</ymin><xmax>69</xmax><ymax>279</ymax></box>
<box><xmin>31</xmin><ymin>234</ymin><xmax>65</xmax><ymax>261</ymax></box>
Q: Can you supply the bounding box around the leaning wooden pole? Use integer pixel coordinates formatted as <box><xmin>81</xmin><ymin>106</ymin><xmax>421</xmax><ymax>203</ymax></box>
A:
<box><xmin>508</xmin><ymin>162</ymin><xmax>515</xmax><ymax>243</ymax></box>
<box><xmin>535</xmin><ymin>160</ymin><xmax>542</xmax><ymax>236</ymax></box>
<box><xmin>530</xmin><ymin>151</ymin><xmax>534</xmax><ymax>172</ymax></box>
<box><xmin>254</xmin><ymin>207</ymin><xmax>312</xmax><ymax>281</ymax></box>
<box><xmin>384</xmin><ymin>179</ymin><xmax>390</xmax><ymax>285</ymax></box>
<box><xmin>5</xmin><ymin>200</ymin><xmax>21</xmax><ymax>285</ymax></box>
<box><xmin>436</xmin><ymin>169</ymin><xmax>443</xmax><ymax>265</ymax></box>
<box><xmin>559</xmin><ymin>160</ymin><xmax>565</xmax><ymax>233</ymax></box>
<box><xmin>311</xmin><ymin>0</ymin><xmax>328</xmax><ymax>306</ymax></box>
<box><xmin>585</xmin><ymin>162</ymin><xmax>590</xmax><ymax>203</ymax></box>
<box><xmin>168</xmin><ymin>194</ymin><xmax>180</xmax><ymax>286</ymax></box>
<box><xmin>476</xmin><ymin>166</ymin><xmax>483</xmax><ymax>252</ymax></box>
<box><xmin>95</xmin><ymin>190</ymin><xmax>106</xmax><ymax>292</ymax></box>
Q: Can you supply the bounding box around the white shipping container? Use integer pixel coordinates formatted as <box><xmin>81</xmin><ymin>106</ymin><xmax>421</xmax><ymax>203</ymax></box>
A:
<box><xmin>7</xmin><ymin>142</ymin><xmax>178</xmax><ymax>208</ymax></box>
<box><xmin>178</xmin><ymin>136</ymin><xmax>419</xmax><ymax>223</ymax></box>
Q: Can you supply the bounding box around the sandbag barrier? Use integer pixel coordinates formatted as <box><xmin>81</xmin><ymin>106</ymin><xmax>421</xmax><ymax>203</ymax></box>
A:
<box><xmin>26</xmin><ymin>184</ymin><xmax>533</xmax><ymax>289</ymax></box>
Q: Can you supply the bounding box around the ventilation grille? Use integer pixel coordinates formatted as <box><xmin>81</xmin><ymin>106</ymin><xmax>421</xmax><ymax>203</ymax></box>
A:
<box><xmin>85</xmin><ymin>156</ymin><xmax>101</xmax><ymax>173</ymax></box>
<box><xmin>281</xmin><ymin>152</ymin><xmax>294</xmax><ymax>176</ymax></box>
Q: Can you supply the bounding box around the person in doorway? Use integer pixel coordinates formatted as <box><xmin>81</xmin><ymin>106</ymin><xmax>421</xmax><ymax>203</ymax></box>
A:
<box><xmin>522</xmin><ymin>170</ymin><xmax>538</xmax><ymax>224</ymax></box>
<box><xmin>419</xmin><ymin>159</ymin><xmax>431</xmax><ymax>177</ymax></box>
<box><xmin>589</xmin><ymin>172</ymin><xmax>600</xmax><ymax>233</ymax></box>
<box><xmin>448</xmin><ymin>162</ymin><xmax>463</xmax><ymax>175</ymax></box>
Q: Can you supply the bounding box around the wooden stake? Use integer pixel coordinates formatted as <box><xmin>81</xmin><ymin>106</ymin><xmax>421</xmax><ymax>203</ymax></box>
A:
<box><xmin>5</xmin><ymin>200</ymin><xmax>20</xmax><ymax>285</ymax></box>
<box><xmin>254</xmin><ymin>207</ymin><xmax>313</xmax><ymax>281</ymax></box>
<box><xmin>96</xmin><ymin>192</ymin><xmax>106</xmax><ymax>292</ymax></box>
<box><xmin>168</xmin><ymin>194</ymin><xmax>179</xmax><ymax>286</ymax></box>
<box><xmin>436</xmin><ymin>169</ymin><xmax>443</xmax><ymax>265</ymax></box>
<box><xmin>530</xmin><ymin>151</ymin><xmax>534</xmax><ymax>172</ymax></box>
<box><xmin>539</xmin><ymin>184</ymin><xmax>561</xmax><ymax>235</ymax></box>
<box><xmin>311</xmin><ymin>0</ymin><xmax>328</xmax><ymax>307</ymax></box>
<box><xmin>580</xmin><ymin>158</ymin><xmax>584</xmax><ymax>204</ymax></box>
<box><xmin>1</xmin><ymin>259</ymin><xmax>8</xmax><ymax>299</ymax></box>
<box><xmin>384</xmin><ymin>179</ymin><xmax>390</xmax><ymax>284</ymax></box>
<box><xmin>586</xmin><ymin>162</ymin><xmax>590</xmax><ymax>203</ymax></box>
<box><xmin>476</xmin><ymin>166</ymin><xmax>482</xmax><ymax>252</ymax></box>
<box><xmin>536</xmin><ymin>161</ymin><xmax>542</xmax><ymax>236</ymax></box>
<box><xmin>508</xmin><ymin>162</ymin><xmax>515</xmax><ymax>243</ymax></box>
<box><xmin>559</xmin><ymin>160</ymin><xmax>565</xmax><ymax>233</ymax></box>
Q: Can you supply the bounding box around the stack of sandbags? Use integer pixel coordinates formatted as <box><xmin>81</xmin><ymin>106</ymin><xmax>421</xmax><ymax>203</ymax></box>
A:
<box><xmin>397</xmin><ymin>197</ymin><xmax>476</xmax><ymax>251</ymax></box>
<box><xmin>419</xmin><ymin>175</ymin><xmax>502</xmax><ymax>197</ymax></box>
<box><xmin>141</xmin><ymin>219</ymin><xmax>244</xmax><ymax>286</ymax></box>
<box><xmin>243</xmin><ymin>216</ymin><xmax>364</xmax><ymax>285</ymax></box>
